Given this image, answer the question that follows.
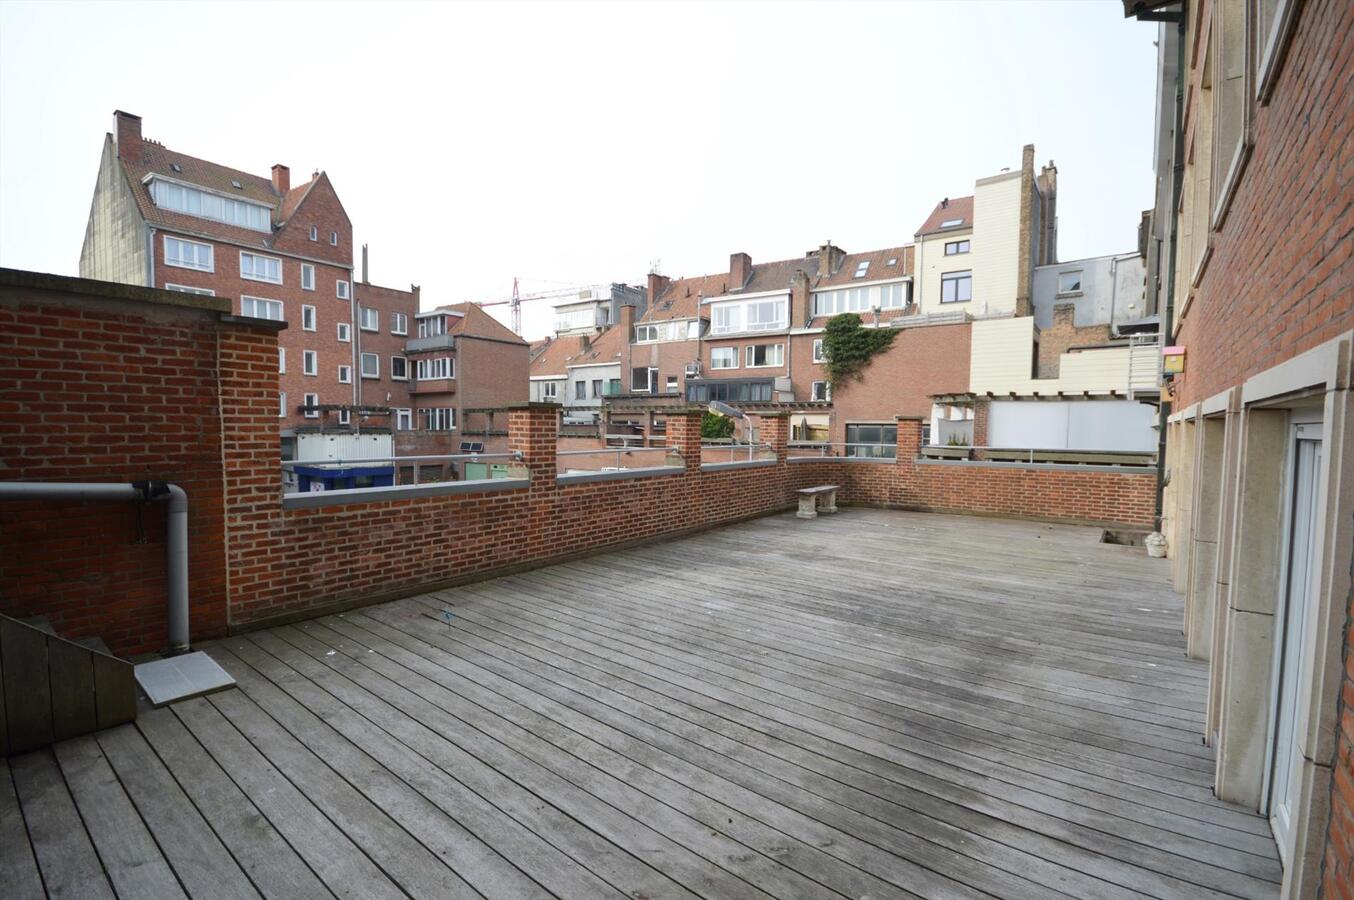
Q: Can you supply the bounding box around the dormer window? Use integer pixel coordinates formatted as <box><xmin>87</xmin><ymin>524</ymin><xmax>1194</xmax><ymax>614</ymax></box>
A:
<box><xmin>854</xmin><ymin>261</ymin><xmax>870</xmax><ymax>278</ymax></box>
<box><xmin>309</xmin><ymin>225</ymin><xmax>318</xmax><ymax>242</ymax></box>
<box><xmin>150</xmin><ymin>178</ymin><xmax>271</xmax><ymax>232</ymax></box>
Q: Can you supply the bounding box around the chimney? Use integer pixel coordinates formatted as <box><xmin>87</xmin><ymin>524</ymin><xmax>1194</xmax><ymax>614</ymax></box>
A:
<box><xmin>816</xmin><ymin>242</ymin><xmax>845</xmax><ymax>278</ymax></box>
<box><xmin>619</xmin><ymin>302</ymin><xmax>636</xmax><ymax>341</ymax></box>
<box><xmin>941</xmin><ymin>197</ymin><xmax>949</xmax><ymax>209</ymax></box>
<box><xmin>113</xmin><ymin>110</ymin><xmax>142</xmax><ymax>164</ymax></box>
<box><xmin>646</xmin><ymin>271</ymin><xmax>671</xmax><ymax>307</ymax></box>
<box><xmin>729</xmin><ymin>252</ymin><xmax>752</xmax><ymax>290</ymax></box>
<box><xmin>271</xmin><ymin>164</ymin><xmax>290</xmax><ymax>195</ymax></box>
<box><xmin>789</xmin><ymin>271</ymin><xmax>811</xmax><ymax>327</ymax></box>
<box><xmin>361</xmin><ymin>243</ymin><xmax>369</xmax><ymax>284</ymax></box>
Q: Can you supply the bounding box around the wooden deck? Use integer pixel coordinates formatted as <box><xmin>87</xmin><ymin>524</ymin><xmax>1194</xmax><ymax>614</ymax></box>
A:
<box><xmin>1</xmin><ymin>509</ymin><xmax>1282</xmax><ymax>899</ymax></box>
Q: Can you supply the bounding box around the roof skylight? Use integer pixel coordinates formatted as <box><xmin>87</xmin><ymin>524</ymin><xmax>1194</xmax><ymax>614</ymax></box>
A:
<box><xmin>170</xmin><ymin>163</ymin><xmax>182</xmax><ymax>173</ymax></box>
<box><xmin>854</xmin><ymin>261</ymin><xmax>870</xmax><ymax>278</ymax></box>
<box><xmin>940</xmin><ymin>218</ymin><xmax>964</xmax><ymax>228</ymax></box>
<box><xmin>230</xmin><ymin>179</ymin><xmax>243</xmax><ymax>189</ymax></box>
<box><xmin>886</xmin><ymin>257</ymin><xmax>897</xmax><ymax>266</ymax></box>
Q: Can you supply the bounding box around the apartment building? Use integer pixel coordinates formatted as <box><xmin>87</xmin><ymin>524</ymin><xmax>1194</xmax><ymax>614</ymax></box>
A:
<box><xmin>552</xmin><ymin>283</ymin><xmax>647</xmax><ymax>336</ymax></box>
<box><xmin>1127</xmin><ymin>1</ymin><xmax>1353</xmax><ymax>896</ymax></box>
<box><xmin>529</xmin><ymin>319</ymin><xmax>627</xmax><ymax>423</ymax></box>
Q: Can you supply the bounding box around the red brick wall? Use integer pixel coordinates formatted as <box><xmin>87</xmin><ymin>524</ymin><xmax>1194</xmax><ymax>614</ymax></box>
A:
<box><xmin>1170</xmin><ymin>0</ymin><xmax>1352</xmax><ymax>410</ymax></box>
<box><xmin>1037</xmin><ymin>304</ymin><xmax>1111</xmax><ymax>378</ymax></box>
<box><xmin>0</xmin><ymin>274</ymin><xmax>279</xmax><ymax>655</ymax></box>
<box><xmin>352</xmin><ymin>281</ymin><xmax>418</xmax><ymax>425</ymax></box>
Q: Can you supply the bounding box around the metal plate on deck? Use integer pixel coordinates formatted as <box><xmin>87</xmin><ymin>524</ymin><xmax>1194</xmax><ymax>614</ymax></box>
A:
<box><xmin>134</xmin><ymin>651</ymin><xmax>236</xmax><ymax>707</ymax></box>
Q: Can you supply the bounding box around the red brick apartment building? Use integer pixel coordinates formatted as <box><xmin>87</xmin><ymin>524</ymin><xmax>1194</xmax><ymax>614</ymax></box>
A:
<box><xmin>78</xmin><ymin>110</ymin><xmax>524</xmax><ymax>459</ymax></box>
<box><xmin>1128</xmin><ymin>0</ymin><xmax>1353</xmax><ymax>896</ymax></box>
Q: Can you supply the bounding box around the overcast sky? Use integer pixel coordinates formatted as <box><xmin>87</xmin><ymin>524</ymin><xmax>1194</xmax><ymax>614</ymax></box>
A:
<box><xmin>0</xmin><ymin>1</ymin><xmax>1159</xmax><ymax>340</ymax></box>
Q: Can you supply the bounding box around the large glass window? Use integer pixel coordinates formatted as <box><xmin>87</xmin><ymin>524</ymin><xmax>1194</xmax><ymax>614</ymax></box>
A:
<box><xmin>240</xmin><ymin>252</ymin><xmax>282</xmax><ymax>284</ymax></box>
<box><xmin>745</xmin><ymin>343</ymin><xmax>784</xmax><ymax>367</ymax></box>
<box><xmin>710</xmin><ymin>347</ymin><xmax>738</xmax><ymax>369</ymax></box>
<box><xmin>164</xmin><ymin>236</ymin><xmax>214</xmax><ymax>271</ymax></box>
<box><xmin>360</xmin><ymin>352</ymin><xmax>379</xmax><ymax>378</ymax></box>
<box><xmin>419</xmin><ymin>408</ymin><xmax>455</xmax><ymax>431</ymax></box>
<box><xmin>940</xmin><ymin>271</ymin><xmax>972</xmax><ymax>304</ymax></box>
<box><xmin>685</xmin><ymin>380</ymin><xmax>773</xmax><ymax>403</ymax></box>
<box><xmin>416</xmin><ymin>357</ymin><xmax>454</xmax><ymax>380</ymax></box>
<box><xmin>711</xmin><ymin>305</ymin><xmax>741</xmax><ymax>334</ymax></box>
<box><xmin>241</xmin><ymin>296</ymin><xmax>282</xmax><ymax>320</ymax></box>
<box><xmin>746</xmin><ymin>299</ymin><xmax>786</xmax><ymax>331</ymax></box>
<box><xmin>151</xmin><ymin>179</ymin><xmax>271</xmax><ymax>232</ymax></box>
<box><xmin>845</xmin><ymin>423</ymin><xmax>897</xmax><ymax>458</ymax></box>
<box><xmin>418</xmin><ymin>315</ymin><xmax>447</xmax><ymax>338</ymax></box>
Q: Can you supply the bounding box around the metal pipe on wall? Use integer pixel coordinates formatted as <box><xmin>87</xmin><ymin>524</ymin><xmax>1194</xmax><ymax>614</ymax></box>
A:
<box><xmin>0</xmin><ymin>480</ymin><xmax>191</xmax><ymax>654</ymax></box>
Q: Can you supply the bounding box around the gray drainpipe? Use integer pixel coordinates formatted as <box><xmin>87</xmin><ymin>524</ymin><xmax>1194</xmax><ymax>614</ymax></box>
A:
<box><xmin>0</xmin><ymin>481</ymin><xmax>190</xmax><ymax>654</ymax></box>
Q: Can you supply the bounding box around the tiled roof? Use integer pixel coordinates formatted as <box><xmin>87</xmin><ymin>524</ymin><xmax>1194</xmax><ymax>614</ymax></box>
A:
<box><xmin>529</xmin><ymin>326</ymin><xmax>624</xmax><ymax>376</ymax></box>
<box><xmin>740</xmin><ymin>256</ymin><xmax>817</xmax><ymax>294</ymax></box>
<box><xmin>641</xmin><ymin>273</ymin><xmax>728</xmax><ymax>322</ymax></box>
<box><xmin>441</xmin><ymin>303</ymin><xmax>527</xmax><ymax>344</ymax></box>
<box><xmin>817</xmin><ymin>245</ymin><xmax>914</xmax><ymax>288</ymax></box>
<box><xmin>915</xmin><ymin>196</ymin><xmax>975</xmax><ymax>237</ymax></box>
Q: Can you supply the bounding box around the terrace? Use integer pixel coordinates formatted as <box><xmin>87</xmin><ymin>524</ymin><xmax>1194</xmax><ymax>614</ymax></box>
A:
<box><xmin>2</xmin><ymin>509</ymin><xmax>1280</xmax><ymax>900</ymax></box>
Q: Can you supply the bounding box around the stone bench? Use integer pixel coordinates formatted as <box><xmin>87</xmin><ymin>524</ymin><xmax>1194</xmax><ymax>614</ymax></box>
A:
<box><xmin>796</xmin><ymin>485</ymin><xmax>839</xmax><ymax>519</ymax></box>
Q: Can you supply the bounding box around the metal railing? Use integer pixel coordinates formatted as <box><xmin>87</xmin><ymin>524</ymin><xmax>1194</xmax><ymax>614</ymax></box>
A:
<box><xmin>699</xmin><ymin>443</ymin><xmax>777</xmax><ymax>463</ymax></box>
<box><xmin>787</xmin><ymin>442</ymin><xmax>898</xmax><ymax>460</ymax></box>
<box><xmin>556</xmin><ymin>446</ymin><xmax>681</xmax><ymax>474</ymax></box>
<box><xmin>282</xmin><ymin>452</ymin><xmax>525</xmax><ymax>493</ymax></box>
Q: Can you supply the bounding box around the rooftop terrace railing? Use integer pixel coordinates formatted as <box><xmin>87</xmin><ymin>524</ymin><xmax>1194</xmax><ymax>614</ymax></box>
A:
<box><xmin>556</xmin><ymin>446</ymin><xmax>682</xmax><ymax>474</ymax></box>
<box><xmin>787</xmin><ymin>442</ymin><xmax>899</xmax><ymax>460</ymax></box>
<box><xmin>282</xmin><ymin>452</ymin><xmax>527</xmax><ymax>493</ymax></box>
<box><xmin>700</xmin><ymin>442</ymin><xmax>777</xmax><ymax>464</ymax></box>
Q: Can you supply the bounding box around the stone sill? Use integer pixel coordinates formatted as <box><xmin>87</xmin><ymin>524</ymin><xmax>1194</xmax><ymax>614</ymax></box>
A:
<box><xmin>915</xmin><ymin>458</ymin><xmax>1155</xmax><ymax>474</ymax></box>
<box><xmin>787</xmin><ymin>456</ymin><xmax>897</xmax><ymax>465</ymax></box>
<box><xmin>557</xmin><ymin>466</ymin><xmax>685</xmax><ymax>485</ymax></box>
<box><xmin>700</xmin><ymin>459</ymin><xmax>778</xmax><ymax>472</ymax></box>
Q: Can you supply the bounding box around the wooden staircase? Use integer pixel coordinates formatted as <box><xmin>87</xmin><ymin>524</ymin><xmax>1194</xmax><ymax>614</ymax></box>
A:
<box><xmin>0</xmin><ymin>614</ymin><xmax>136</xmax><ymax>756</ymax></box>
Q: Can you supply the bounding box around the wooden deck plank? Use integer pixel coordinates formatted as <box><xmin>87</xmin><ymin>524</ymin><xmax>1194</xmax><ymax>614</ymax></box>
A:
<box><xmin>53</xmin><ymin>734</ymin><xmax>187</xmax><ymax>899</ymax></box>
<box><xmin>133</xmin><ymin>706</ymin><xmax>335</xmax><ymax>900</ymax></box>
<box><xmin>0</xmin><ymin>758</ymin><xmax>45</xmax><ymax>898</ymax></box>
<box><xmin>8</xmin><ymin>747</ymin><xmax>116</xmax><ymax>899</ymax></box>
<box><xmin>94</xmin><ymin>722</ymin><xmax>262</xmax><ymax>900</ymax></box>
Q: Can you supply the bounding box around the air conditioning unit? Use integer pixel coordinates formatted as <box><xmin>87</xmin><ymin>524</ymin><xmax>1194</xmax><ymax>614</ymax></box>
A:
<box><xmin>684</xmin><ymin>362</ymin><xmax>701</xmax><ymax>378</ymax></box>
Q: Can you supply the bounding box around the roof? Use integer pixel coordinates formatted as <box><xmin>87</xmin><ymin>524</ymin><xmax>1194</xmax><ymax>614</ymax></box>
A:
<box><xmin>439</xmin><ymin>303</ymin><xmax>527</xmax><ymax>344</ymax></box>
<box><xmin>641</xmin><ymin>273</ymin><xmax>729</xmax><ymax>322</ymax></box>
<box><xmin>915</xmin><ymin>196</ymin><xmax>975</xmax><ymax>237</ymax></box>
<box><xmin>816</xmin><ymin>245</ymin><xmax>914</xmax><ymax>288</ymax></box>
<box><xmin>529</xmin><ymin>325</ymin><xmax>624</xmax><ymax>376</ymax></box>
<box><xmin>739</xmin><ymin>256</ymin><xmax>817</xmax><ymax>294</ymax></box>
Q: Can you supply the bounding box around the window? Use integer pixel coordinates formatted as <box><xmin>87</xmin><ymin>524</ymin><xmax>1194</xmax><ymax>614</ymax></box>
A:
<box><xmin>1255</xmin><ymin>0</ymin><xmax>1298</xmax><ymax>101</ymax></box>
<box><xmin>746</xmin><ymin>299</ymin><xmax>786</xmax><ymax>332</ymax></box>
<box><xmin>711</xmin><ymin>305</ymin><xmax>741</xmax><ymax>334</ymax></box>
<box><xmin>845</xmin><ymin>423</ymin><xmax>897</xmax><ymax>458</ymax></box>
<box><xmin>164</xmin><ymin>283</ymin><xmax>215</xmax><ymax>295</ymax></box>
<box><xmin>880</xmin><ymin>282</ymin><xmax>907</xmax><ymax>308</ymax></box>
<box><xmin>631</xmin><ymin>366</ymin><xmax>658</xmax><ymax>392</ymax></box>
<box><xmin>944</xmin><ymin>240</ymin><xmax>970</xmax><ymax>255</ymax></box>
<box><xmin>303</xmin><ymin>393</ymin><xmax>319</xmax><ymax>418</ymax></box>
<box><xmin>854</xmin><ymin>260</ymin><xmax>870</xmax><ymax>278</ymax></box>
<box><xmin>390</xmin><ymin>356</ymin><xmax>408</xmax><ymax>380</ymax></box>
<box><xmin>336</xmin><ymin>322</ymin><xmax>350</xmax><ymax>342</ymax></box>
<box><xmin>574</xmin><ymin>380</ymin><xmax>586</xmax><ymax>400</ymax></box>
<box><xmin>542</xmin><ymin>381</ymin><xmax>559</xmax><ymax>400</ymax></box>
<box><xmin>301</xmin><ymin>264</ymin><xmax>315</xmax><ymax>291</ymax></box>
<box><xmin>330</xmin><ymin>231</ymin><xmax>338</xmax><ymax>246</ymax></box>
<box><xmin>239</xmin><ymin>252</ymin><xmax>282</xmax><ymax>284</ymax></box>
<box><xmin>685</xmin><ymin>380</ymin><xmax>774</xmax><ymax>403</ymax></box>
<box><xmin>301</xmin><ymin>304</ymin><xmax>316</xmax><ymax>331</ymax></box>
<box><xmin>394</xmin><ymin>408</ymin><xmax>412</xmax><ymax>431</ymax></box>
<box><xmin>811</xmin><ymin>381</ymin><xmax>831</xmax><ymax>402</ymax></box>
<box><xmin>886</xmin><ymin>257</ymin><xmax>898</xmax><ymax>267</ymax></box>
<box><xmin>150</xmin><ymin>179</ymin><xmax>270</xmax><ymax>232</ymax></box>
<box><xmin>940</xmin><ymin>271</ymin><xmax>972</xmax><ymax>304</ymax></box>
<box><xmin>391</xmin><ymin>313</ymin><xmax>408</xmax><ymax>335</ymax></box>
<box><xmin>608</xmin><ymin>378</ymin><xmax>622</xmax><ymax>396</ymax></box>
<box><xmin>337</xmin><ymin>409</ymin><xmax>350</xmax><ymax>426</ymax></box>
<box><xmin>359</xmin><ymin>307</ymin><xmax>378</xmax><ymax>331</ymax></box>
<box><xmin>939</xmin><ymin>218</ymin><xmax>964</xmax><ymax>229</ymax></box>
<box><xmin>336</xmin><ymin>280</ymin><xmax>350</xmax><ymax>300</ymax></box>
<box><xmin>418</xmin><ymin>316</ymin><xmax>447</xmax><ymax>338</ymax></box>
<box><xmin>1057</xmin><ymin>271</ymin><xmax>1083</xmax><ymax>295</ymax></box>
<box><xmin>163</xmin><ymin>236</ymin><xmax>213</xmax><ymax>272</ymax></box>
<box><xmin>360</xmin><ymin>352</ymin><xmax>379</xmax><ymax>379</ymax></box>
<box><xmin>812</xmin><ymin>339</ymin><xmax>826</xmax><ymax>364</ymax></box>
<box><xmin>302</xmin><ymin>350</ymin><xmax>317</xmax><ymax>376</ymax></box>
<box><xmin>278</xmin><ymin>347</ymin><xmax>286</xmax><ymax>373</ymax></box>
<box><xmin>416</xmin><ymin>357</ymin><xmax>453</xmax><ymax>380</ymax></box>
<box><xmin>241</xmin><ymin>296</ymin><xmax>283</xmax><ymax>320</ymax></box>
<box><xmin>309</xmin><ymin>225</ymin><xmax>318</xmax><ymax>242</ymax></box>
<box><xmin>338</xmin><ymin>365</ymin><xmax>352</xmax><ymax>384</ymax></box>
<box><xmin>1212</xmin><ymin>0</ymin><xmax>1248</xmax><ymax>224</ymax></box>
<box><xmin>279</xmin><ymin>391</ymin><xmax>286</xmax><ymax>418</ymax></box>
<box><xmin>591</xmin><ymin>379</ymin><xmax>602</xmax><ymax>398</ymax></box>
<box><xmin>813</xmin><ymin>286</ymin><xmax>884</xmax><ymax>317</ymax></box>
<box><xmin>710</xmin><ymin>347</ymin><xmax>739</xmax><ymax>369</ymax></box>
<box><xmin>635</xmin><ymin>324</ymin><xmax>660</xmax><ymax>343</ymax></box>
<box><xmin>665</xmin><ymin>375</ymin><xmax>678</xmax><ymax>393</ymax></box>
<box><xmin>745</xmin><ymin>343</ymin><xmax>784</xmax><ymax>367</ymax></box>
<box><xmin>419</xmin><ymin>408</ymin><xmax>455</xmax><ymax>431</ymax></box>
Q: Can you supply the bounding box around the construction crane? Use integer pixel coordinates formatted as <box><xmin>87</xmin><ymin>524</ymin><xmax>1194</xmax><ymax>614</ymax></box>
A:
<box><xmin>475</xmin><ymin>277</ymin><xmax>594</xmax><ymax>335</ymax></box>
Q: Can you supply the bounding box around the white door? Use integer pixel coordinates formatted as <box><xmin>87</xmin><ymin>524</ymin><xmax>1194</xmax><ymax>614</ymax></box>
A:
<box><xmin>1266</xmin><ymin>424</ymin><xmax>1323</xmax><ymax>861</ymax></box>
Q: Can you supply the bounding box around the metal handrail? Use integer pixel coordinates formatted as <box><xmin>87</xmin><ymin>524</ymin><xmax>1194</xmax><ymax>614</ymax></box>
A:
<box><xmin>282</xmin><ymin>452</ymin><xmax>520</xmax><ymax>468</ymax></box>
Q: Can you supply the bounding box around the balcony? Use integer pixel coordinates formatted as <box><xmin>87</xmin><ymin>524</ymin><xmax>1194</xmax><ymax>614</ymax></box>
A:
<box><xmin>3</xmin><ymin>510</ymin><xmax>1280</xmax><ymax>899</ymax></box>
<box><xmin>404</xmin><ymin>334</ymin><xmax>456</xmax><ymax>354</ymax></box>
<box><xmin>408</xmin><ymin>377</ymin><xmax>456</xmax><ymax>395</ymax></box>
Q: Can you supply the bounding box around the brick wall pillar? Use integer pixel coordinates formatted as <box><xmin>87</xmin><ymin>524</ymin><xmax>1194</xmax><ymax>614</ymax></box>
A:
<box><xmin>666</xmin><ymin>410</ymin><xmax>704</xmax><ymax>474</ymax></box>
<box><xmin>508</xmin><ymin>403</ymin><xmax>558</xmax><ymax>489</ymax></box>
<box><xmin>972</xmin><ymin>399</ymin><xmax>989</xmax><ymax>448</ymax></box>
<box><xmin>895</xmin><ymin>416</ymin><xmax>924</xmax><ymax>461</ymax></box>
<box><xmin>756</xmin><ymin>413</ymin><xmax>789</xmax><ymax>463</ymax></box>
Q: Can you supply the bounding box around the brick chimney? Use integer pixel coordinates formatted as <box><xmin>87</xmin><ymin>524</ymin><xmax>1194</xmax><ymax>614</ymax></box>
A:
<box><xmin>271</xmin><ymin>164</ymin><xmax>290</xmax><ymax>195</ymax></box>
<box><xmin>113</xmin><ymin>110</ymin><xmax>141</xmax><ymax>164</ymax></box>
<box><xmin>729</xmin><ymin>252</ymin><xmax>752</xmax><ymax>290</ymax></box>
<box><xmin>646</xmin><ymin>271</ymin><xmax>671</xmax><ymax>307</ymax></box>
<box><xmin>789</xmin><ymin>270</ymin><xmax>811</xmax><ymax>327</ymax></box>
<box><xmin>618</xmin><ymin>301</ymin><xmax>636</xmax><ymax>341</ymax></box>
<box><xmin>816</xmin><ymin>242</ymin><xmax>845</xmax><ymax>278</ymax></box>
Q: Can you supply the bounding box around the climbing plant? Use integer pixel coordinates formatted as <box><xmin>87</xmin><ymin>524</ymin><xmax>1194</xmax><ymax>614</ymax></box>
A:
<box><xmin>701</xmin><ymin>411</ymin><xmax>735</xmax><ymax>440</ymax></box>
<box><xmin>821</xmin><ymin>313</ymin><xmax>898</xmax><ymax>386</ymax></box>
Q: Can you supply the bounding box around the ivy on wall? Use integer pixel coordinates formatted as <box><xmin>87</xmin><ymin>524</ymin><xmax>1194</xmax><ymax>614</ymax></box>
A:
<box><xmin>822</xmin><ymin>313</ymin><xmax>898</xmax><ymax>386</ymax></box>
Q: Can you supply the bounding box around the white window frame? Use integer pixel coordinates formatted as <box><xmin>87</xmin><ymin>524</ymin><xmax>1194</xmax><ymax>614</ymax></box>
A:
<box><xmin>301</xmin><ymin>263</ymin><xmax>315</xmax><ymax>291</ymax></box>
<box><xmin>853</xmin><ymin>260</ymin><xmax>870</xmax><ymax>278</ymax></box>
<box><xmin>419</xmin><ymin>407</ymin><xmax>455</xmax><ymax>431</ymax></box>
<box><xmin>239</xmin><ymin>251</ymin><xmax>283</xmax><ymax>285</ymax></box>
<box><xmin>336</xmin><ymin>322</ymin><xmax>350</xmax><ymax>342</ymax></box>
<box><xmin>338</xmin><ymin>365</ymin><xmax>352</xmax><ymax>384</ymax></box>
<box><xmin>812</xmin><ymin>339</ymin><xmax>826</xmax><ymax>364</ymax></box>
<box><xmin>151</xmin><ymin>179</ymin><xmax>271</xmax><ymax>232</ymax></box>
<box><xmin>337</xmin><ymin>409</ymin><xmax>351</xmax><ymax>426</ymax></box>
<box><xmin>394</xmin><ymin>408</ymin><xmax>412</xmax><ymax>431</ymax></box>
<box><xmin>301</xmin><ymin>304</ymin><xmax>316</xmax><ymax>331</ymax></box>
<box><xmin>665</xmin><ymin>375</ymin><xmax>678</xmax><ymax>393</ymax></box>
<box><xmin>164</xmin><ymin>283</ymin><xmax>215</xmax><ymax>295</ymax></box>
<box><xmin>744</xmin><ymin>343</ymin><xmax>784</xmax><ymax>368</ymax></box>
<box><xmin>302</xmin><ymin>350</ymin><xmax>318</xmax><ymax>377</ymax></box>
<box><xmin>278</xmin><ymin>347</ymin><xmax>286</xmax><ymax>374</ymax></box>
<box><xmin>542</xmin><ymin>381</ymin><xmax>559</xmax><ymax>400</ymax></box>
<box><xmin>811</xmin><ymin>381</ymin><xmax>831</xmax><ymax>402</ymax></box>
<box><xmin>163</xmin><ymin>236</ymin><xmax>214</xmax><ymax>272</ymax></box>
<box><xmin>710</xmin><ymin>346</ymin><xmax>739</xmax><ymax>370</ymax></box>
<box><xmin>1056</xmin><ymin>271</ymin><xmax>1084</xmax><ymax>295</ymax></box>
<box><xmin>391</xmin><ymin>313</ymin><xmax>408</xmax><ymax>336</ymax></box>
<box><xmin>390</xmin><ymin>356</ymin><xmax>409</xmax><ymax>381</ymax></box>
<box><xmin>359</xmin><ymin>306</ymin><xmax>378</xmax><ymax>332</ymax></box>
<box><xmin>279</xmin><ymin>391</ymin><xmax>286</xmax><ymax>418</ymax></box>
<box><xmin>337</xmin><ymin>280</ymin><xmax>350</xmax><ymax>300</ymax></box>
<box><xmin>309</xmin><ymin>225</ymin><xmax>318</xmax><ymax>242</ymax></box>
<box><xmin>416</xmin><ymin>357</ymin><xmax>454</xmax><ymax>380</ymax></box>
<box><xmin>241</xmin><ymin>295</ymin><xmax>283</xmax><ymax>321</ymax></box>
<box><xmin>303</xmin><ymin>393</ymin><xmax>319</xmax><ymax>418</ymax></box>
<box><xmin>418</xmin><ymin>316</ymin><xmax>447</xmax><ymax>338</ymax></box>
<box><xmin>360</xmin><ymin>352</ymin><xmax>380</xmax><ymax>379</ymax></box>
<box><xmin>330</xmin><ymin>231</ymin><xmax>339</xmax><ymax>246</ymax></box>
